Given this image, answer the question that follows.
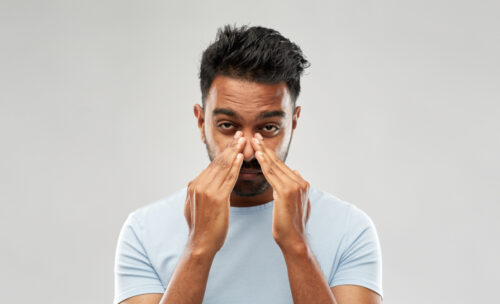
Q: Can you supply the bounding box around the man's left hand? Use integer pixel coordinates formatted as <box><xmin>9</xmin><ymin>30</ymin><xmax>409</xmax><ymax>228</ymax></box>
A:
<box><xmin>250</xmin><ymin>133</ymin><xmax>311</xmax><ymax>252</ymax></box>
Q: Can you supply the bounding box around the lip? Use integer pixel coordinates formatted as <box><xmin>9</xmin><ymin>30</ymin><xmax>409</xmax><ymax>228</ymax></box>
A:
<box><xmin>240</xmin><ymin>169</ymin><xmax>261</xmax><ymax>174</ymax></box>
<box><xmin>238</xmin><ymin>170</ymin><xmax>262</xmax><ymax>180</ymax></box>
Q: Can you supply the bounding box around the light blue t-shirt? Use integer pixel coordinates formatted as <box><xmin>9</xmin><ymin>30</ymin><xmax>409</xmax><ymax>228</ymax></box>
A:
<box><xmin>114</xmin><ymin>186</ymin><xmax>383</xmax><ymax>303</ymax></box>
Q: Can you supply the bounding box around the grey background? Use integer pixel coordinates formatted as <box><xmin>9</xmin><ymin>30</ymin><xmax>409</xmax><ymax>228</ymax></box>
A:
<box><xmin>1</xmin><ymin>0</ymin><xmax>499</xmax><ymax>303</ymax></box>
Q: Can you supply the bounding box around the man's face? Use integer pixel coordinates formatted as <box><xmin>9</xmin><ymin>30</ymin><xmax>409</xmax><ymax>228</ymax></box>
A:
<box><xmin>194</xmin><ymin>75</ymin><xmax>300</xmax><ymax>197</ymax></box>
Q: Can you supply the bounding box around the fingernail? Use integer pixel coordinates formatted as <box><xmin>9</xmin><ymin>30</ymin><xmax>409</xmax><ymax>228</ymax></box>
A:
<box><xmin>255</xmin><ymin>133</ymin><xmax>263</xmax><ymax>140</ymax></box>
<box><xmin>253</xmin><ymin>138</ymin><xmax>260</xmax><ymax>144</ymax></box>
<box><xmin>234</xmin><ymin>131</ymin><xmax>242</xmax><ymax>138</ymax></box>
<box><xmin>238</xmin><ymin>137</ymin><xmax>245</xmax><ymax>144</ymax></box>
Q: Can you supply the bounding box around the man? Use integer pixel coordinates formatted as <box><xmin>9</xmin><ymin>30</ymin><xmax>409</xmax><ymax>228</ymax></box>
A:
<box><xmin>114</xmin><ymin>25</ymin><xmax>383</xmax><ymax>304</ymax></box>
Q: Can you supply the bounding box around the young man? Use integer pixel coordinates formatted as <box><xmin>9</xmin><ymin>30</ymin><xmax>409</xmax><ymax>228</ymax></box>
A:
<box><xmin>114</xmin><ymin>25</ymin><xmax>383</xmax><ymax>304</ymax></box>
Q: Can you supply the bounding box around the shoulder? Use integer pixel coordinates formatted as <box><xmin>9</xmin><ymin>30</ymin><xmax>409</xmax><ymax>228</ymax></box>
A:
<box><xmin>127</xmin><ymin>187</ymin><xmax>188</xmax><ymax>235</ymax></box>
<box><xmin>308</xmin><ymin>186</ymin><xmax>377</xmax><ymax>235</ymax></box>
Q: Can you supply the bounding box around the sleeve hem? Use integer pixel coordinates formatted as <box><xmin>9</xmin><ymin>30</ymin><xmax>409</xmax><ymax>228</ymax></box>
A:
<box><xmin>330</xmin><ymin>278</ymin><xmax>383</xmax><ymax>300</ymax></box>
<box><xmin>114</xmin><ymin>285</ymin><xmax>165</xmax><ymax>304</ymax></box>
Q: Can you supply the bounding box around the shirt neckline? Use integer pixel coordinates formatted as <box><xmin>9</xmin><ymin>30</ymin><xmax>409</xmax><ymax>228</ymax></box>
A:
<box><xmin>230</xmin><ymin>200</ymin><xmax>274</xmax><ymax>213</ymax></box>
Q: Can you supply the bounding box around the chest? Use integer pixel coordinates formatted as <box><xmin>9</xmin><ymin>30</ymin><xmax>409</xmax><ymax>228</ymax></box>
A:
<box><xmin>147</xmin><ymin>210</ymin><xmax>337</xmax><ymax>303</ymax></box>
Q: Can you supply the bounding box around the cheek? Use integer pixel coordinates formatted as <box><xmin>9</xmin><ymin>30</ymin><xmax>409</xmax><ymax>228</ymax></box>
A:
<box><xmin>274</xmin><ymin>125</ymin><xmax>293</xmax><ymax>156</ymax></box>
<box><xmin>204</xmin><ymin>124</ymin><xmax>219</xmax><ymax>153</ymax></box>
<box><xmin>273</xmin><ymin>143</ymin><xmax>287</xmax><ymax>159</ymax></box>
<box><xmin>206</xmin><ymin>126</ymin><xmax>232</xmax><ymax>156</ymax></box>
<box><xmin>269</xmin><ymin>137</ymin><xmax>290</xmax><ymax>160</ymax></box>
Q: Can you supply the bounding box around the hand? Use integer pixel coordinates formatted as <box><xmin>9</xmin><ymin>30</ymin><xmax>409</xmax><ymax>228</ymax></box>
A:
<box><xmin>184</xmin><ymin>131</ymin><xmax>245</xmax><ymax>255</ymax></box>
<box><xmin>250</xmin><ymin>133</ymin><xmax>311</xmax><ymax>252</ymax></box>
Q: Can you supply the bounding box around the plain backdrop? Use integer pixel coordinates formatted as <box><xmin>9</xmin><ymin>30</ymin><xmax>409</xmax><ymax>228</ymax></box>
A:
<box><xmin>1</xmin><ymin>0</ymin><xmax>499</xmax><ymax>303</ymax></box>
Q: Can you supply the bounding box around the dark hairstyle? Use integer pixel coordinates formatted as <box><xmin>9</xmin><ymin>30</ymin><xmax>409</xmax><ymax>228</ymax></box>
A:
<box><xmin>199</xmin><ymin>24</ymin><xmax>310</xmax><ymax>107</ymax></box>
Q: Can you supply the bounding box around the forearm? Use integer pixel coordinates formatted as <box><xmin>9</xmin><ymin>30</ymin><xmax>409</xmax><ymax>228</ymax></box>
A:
<box><xmin>282</xmin><ymin>242</ymin><xmax>337</xmax><ymax>304</ymax></box>
<box><xmin>160</xmin><ymin>244</ymin><xmax>216</xmax><ymax>304</ymax></box>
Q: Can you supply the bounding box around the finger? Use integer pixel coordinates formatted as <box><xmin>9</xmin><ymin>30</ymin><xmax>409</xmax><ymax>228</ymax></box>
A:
<box><xmin>206</xmin><ymin>130</ymin><xmax>242</xmax><ymax>170</ymax></box>
<box><xmin>305</xmin><ymin>198</ymin><xmax>311</xmax><ymax>223</ymax></box>
<box><xmin>251</xmin><ymin>134</ymin><xmax>303</xmax><ymax>185</ymax></box>
<box><xmin>185</xmin><ymin>180</ymin><xmax>196</xmax><ymax>229</ymax></box>
<box><xmin>210</xmin><ymin>136</ymin><xmax>246</xmax><ymax>187</ymax></box>
<box><xmin>219</xmin><ymin>152</ymin><xmax>244</xmax><ymax>193</ymax></box>
<box><xmin>254</xmin><ymin>150</ymin><xmax>289</xmax><ymax>191</ymax></box>
<box><xmin>294</xmin><ymin>170</ymin><xmax>311</xmax><ymax>223</ymax></box>
<box><xmin>292</xmin><ymin>169</ymin><xmax>306</xmax><ymax>183</ymax></box>
<box><xmin>293</xmin><ymin>169</ymin><xmax>308</xmax><ymax>187</ymax></box>
<box><xmin>251</xmin><ymin>134</ymin><xmax>292</xmax><ymax>173</ymax></box>
<box><xmin>204</xmin><ymin>133</ymin><xmax>246</xmax><ymax>186</ymax></box>
<box><xmin>251</xmin><ymin>135</ymin><xmax>299</xmax><ymax>185</ymax></box>
<box><xmin>217</xmin><ymin>131</ymin><xmax>245</xmax><ymax>163</ymax></box>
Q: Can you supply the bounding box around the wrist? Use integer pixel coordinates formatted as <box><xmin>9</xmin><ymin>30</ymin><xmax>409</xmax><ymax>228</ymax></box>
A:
<box><xmin>186</xmin><ymin>238</ymin><xmax>219</xmax><ymax>259</ymax></box>
<box><xmin>277</xmin><ymin>237</ymin><xmax>310</xmax><ymax>256</ymax></box>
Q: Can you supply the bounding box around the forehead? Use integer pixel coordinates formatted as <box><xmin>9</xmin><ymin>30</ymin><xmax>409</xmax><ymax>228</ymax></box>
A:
<box><xmin>205</xmin><ymin>75</ymin><xmax>293</xmax><ymax>119</ymax></box>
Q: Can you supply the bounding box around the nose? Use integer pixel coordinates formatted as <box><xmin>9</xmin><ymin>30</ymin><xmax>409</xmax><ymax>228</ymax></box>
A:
<box><xmin>241</xmin><ymin>132</ymin><xmax>256</xmax><ymax>162</ymax></box>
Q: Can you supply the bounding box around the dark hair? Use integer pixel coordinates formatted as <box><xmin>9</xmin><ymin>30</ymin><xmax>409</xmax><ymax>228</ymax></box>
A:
<box><xmin>199</xmin><ymin>24</ymin><xmax>310</xmax><ymax>106</ymax></box>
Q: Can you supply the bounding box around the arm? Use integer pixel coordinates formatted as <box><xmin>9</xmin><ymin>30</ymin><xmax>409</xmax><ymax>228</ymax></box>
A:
<box><xmin>331</xmin><ymin>285</ymin><xmax>382</xmax><ymax>304</ymax></box>
<box><xmin>282</xmin><ymin>243</ymin><xmax>336</xmax><ymax>303</ymax></box>
<box><xmin>251</xmin><ymin>133</ymin><xmax>382</xmax><ymax>304</ymax></box>
<box><xmin>159</xmin><ymin>246</ymin><xmax>216</xmax><ymax>304</ymax></box>
<box><xmin>281</xmin><ymin>243</ymin><xmax>382</xmax><ymax>304</ymax></box>
<box><xmin>119</xmin><ymin>132</ymin><xmax>246</xmax><ymax>304</ymax></box>
<box><xmin>120</xmin><ymin>225</ymin><xmax>218</xmax><ymax>304</ymax></box>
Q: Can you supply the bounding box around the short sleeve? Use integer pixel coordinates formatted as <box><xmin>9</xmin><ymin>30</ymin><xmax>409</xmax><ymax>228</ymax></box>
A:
<box><xmin>113</xmin><ymin>213</ymin><xmax>165</xmax><ymax>304</ymax></box>
<box><xmin>329</xmin><ymin>205</ymin><xmax>383</xmax><ymax>299</ymax></box>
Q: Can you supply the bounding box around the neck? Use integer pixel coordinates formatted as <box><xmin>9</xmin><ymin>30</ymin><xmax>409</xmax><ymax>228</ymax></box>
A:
<box><xmin>229</xmin><ymin>186</ymin><xmax>274</xmax><ymax>207</ymax></box>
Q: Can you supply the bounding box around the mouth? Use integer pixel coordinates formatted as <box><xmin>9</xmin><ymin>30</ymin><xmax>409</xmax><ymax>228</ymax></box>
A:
<box><xmin>238</xmin><ymin>169</ymin><xmax>262</xmax><ymax>180</ymax></box>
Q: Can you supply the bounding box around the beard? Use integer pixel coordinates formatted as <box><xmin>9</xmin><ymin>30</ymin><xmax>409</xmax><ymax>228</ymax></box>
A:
<box><xmin>204</xmin><ymin>135</ymin><xmax>292</xmax><ymax>197</ymax></box>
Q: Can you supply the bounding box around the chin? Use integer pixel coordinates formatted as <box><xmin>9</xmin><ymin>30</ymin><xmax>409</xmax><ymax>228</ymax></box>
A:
<box><xmin>232</xmin><ymin>179</ymin><xmax>270</xmax><ymax>197</ymax></box>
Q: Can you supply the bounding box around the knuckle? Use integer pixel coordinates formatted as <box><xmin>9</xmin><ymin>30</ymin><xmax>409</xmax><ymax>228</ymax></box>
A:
<box><xmin>194</xmin><ymin>187</ymin><xmax>205</xmax><ymax>198</ymax></box>
<box><xmin>204</xmin><ymin>189</ymin><xmax>214</xmax><ymax>199</ymax></box>
<box><xmin>285</xmin><ymin>184</ymin><xmax>300</xmax><ymax>196</ymax></box>
<box><xmin>269</xmin><ymin>161</ymin><xmax>277</xmax><ymax>170</ymax></box>
<box><xmin>266</xmin><ymin>166</ymin><xmax>274</xmax><ymax>175</ymax></box>
<box><xmin>225</xmin><ymin>173</ymin><xmax>235</xmax><ymax>181</ymax></box>
<box><xmin>284</xmin><ymin>187</ymin><xmax>295</xmax><ymax>197</ymax></box>
<box><xmin>187</xmin><ymin>183</ymin><xmax>195</xmax><ymax>194</ymax></box>
<box><xmin>220</xmin><ymin>159</ymin><xmax>230</xmax><ymax>170</ymax></box>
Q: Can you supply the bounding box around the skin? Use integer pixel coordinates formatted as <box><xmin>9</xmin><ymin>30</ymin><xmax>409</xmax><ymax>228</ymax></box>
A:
<box><xmin>198</xmin><ymin>75</ymin><xmax>297</xmax><ymax>206</ymax></box>
<box><xmin>121</xmin><ymin>75</ymin><xmax>382</xmax><ymax>304</ymax></box>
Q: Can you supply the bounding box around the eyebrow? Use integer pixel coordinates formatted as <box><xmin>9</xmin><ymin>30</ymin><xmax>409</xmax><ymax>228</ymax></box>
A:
<box><xmin>213</xmin><ymin>108</ymin><xmax>285</xmax><ymax>120</ymax></box>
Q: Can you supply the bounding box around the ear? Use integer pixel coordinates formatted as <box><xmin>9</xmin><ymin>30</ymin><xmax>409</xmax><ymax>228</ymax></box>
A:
<box><xmin>292</xmin><ymin>105</ymin><xmax>301</xmax><ymax>130</ymax></box>
<box><xmin>193</xmin><ymin>104</ymin><xmax>206</xmax><ymax>143</ymax></box>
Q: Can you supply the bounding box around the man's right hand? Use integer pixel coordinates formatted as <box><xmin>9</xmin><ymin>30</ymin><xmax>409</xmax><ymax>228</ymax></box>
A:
<box><xmin>184</xmin><ymin>131</ymin><xmax>245</xmax><ymax>255</ymax></box>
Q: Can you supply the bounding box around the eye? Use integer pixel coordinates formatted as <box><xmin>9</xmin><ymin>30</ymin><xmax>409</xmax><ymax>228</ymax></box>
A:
<box><xmin>261</xmin><ymin>124</ymin><xmax>280</xmax><ymax>134</ymax></box>
<box><xmin>217</xmin><ymin>122</ymin><xmax>236</xmax><ymax>131</ymax></box>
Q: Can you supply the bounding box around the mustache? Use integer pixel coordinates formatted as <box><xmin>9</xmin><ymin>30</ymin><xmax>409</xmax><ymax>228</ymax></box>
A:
<box><xmin>241</xmin><ymin>158</ymin><xmax>261</xmax><ymax>170</ymax></box>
